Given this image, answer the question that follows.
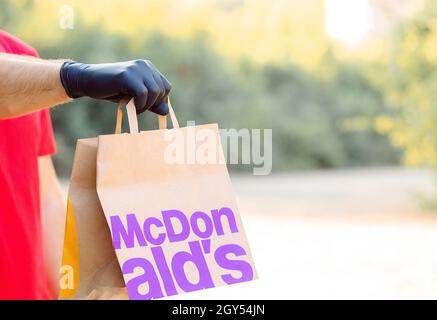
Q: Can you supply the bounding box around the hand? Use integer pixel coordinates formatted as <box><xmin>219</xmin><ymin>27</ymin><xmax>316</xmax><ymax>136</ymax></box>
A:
<box><xmin>60</xmin><ymin>59</ymin><xmax>172</xmax><ymax>115</ymax></box>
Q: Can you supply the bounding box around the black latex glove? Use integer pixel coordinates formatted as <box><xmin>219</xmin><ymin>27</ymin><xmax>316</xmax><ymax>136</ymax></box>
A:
<box><xmin>60</xmin><ymin>59</ymin><xmax>171</xmax><ymax>115</ymax></box>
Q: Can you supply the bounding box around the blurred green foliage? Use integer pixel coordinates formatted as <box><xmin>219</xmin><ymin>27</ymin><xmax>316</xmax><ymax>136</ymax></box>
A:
<box><xmin>371</xmin><ymin>0</ymin><xmax>437</xmax><ymax>168</ymax></box>
<box><xmin>0</xmin><ymin>0</ymin><xmax>402</xmax><ymax>176</ymax></box>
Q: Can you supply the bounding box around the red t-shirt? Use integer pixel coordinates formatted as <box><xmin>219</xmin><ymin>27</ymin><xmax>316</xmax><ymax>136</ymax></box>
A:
<box><xmin>0</xmin><ymin>30</ymin><xmax>57</xmax><ymax>299</ymax></box>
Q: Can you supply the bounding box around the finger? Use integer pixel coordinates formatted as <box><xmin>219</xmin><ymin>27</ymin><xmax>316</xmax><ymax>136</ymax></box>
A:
<box><xmin>147</xmin><ymin>61</ymin><xmax>171</xmax><ymax>98</ymax></box>
<box><xmin>149</xmin><ymin>101</ymin><xmax>169</xmax><ymax>116</ymax></box>
<box><xmin>136</xmin><ymin>103</ymin><xmax>148</xmax><ymax>115</ymax></box>
<box><xmin>105</xmin><ymin>93</ymin><xmax>125</xmax><ymax>103</ymax></box>
<box><xmin>149</xmin><ymin>76</ymin><xmax>170</xmax><ymax>114</ymax></box>
<box><xmin>160</xmin><ymin>74</ymin><xmax>172</xmax><ymax>99</ymax></box>
<box><xmin>132</xmin><ymin>84</ymin><xmax>148</xmax><ymax>113</ymax></box>
<box><xmin>143</xmin><ymin>75</ymin><xmax>161</xmax><ymax>111</ymax></box>
<box><xmin>136</xmin><ymin>106</ymin><xmax>147</xmax><ymax>114</ymax></box>
<box><xmin>151</xmin><ymin>71</ymin><xmax>166</xmax><ymax>104</ymax></box>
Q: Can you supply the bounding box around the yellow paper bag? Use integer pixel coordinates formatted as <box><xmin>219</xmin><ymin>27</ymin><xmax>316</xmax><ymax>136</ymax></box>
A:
<box><xmin>59</xmin><ymin>138</ymin><xmax>126</xmax><ymax>299</ymax></box>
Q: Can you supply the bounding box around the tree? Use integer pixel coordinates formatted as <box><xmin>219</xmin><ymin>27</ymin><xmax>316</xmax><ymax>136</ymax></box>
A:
<box><xmin>375</xmin><ymin>0</ymin><xmax>437</xmax><ymax>166</ymax></box>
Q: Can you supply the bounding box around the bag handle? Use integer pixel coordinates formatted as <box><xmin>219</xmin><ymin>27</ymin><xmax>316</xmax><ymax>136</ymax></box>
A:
<box><xmin>114</xmin><ymin>97</ymin><xmax>179</xmax><ymax>134</ymax></box>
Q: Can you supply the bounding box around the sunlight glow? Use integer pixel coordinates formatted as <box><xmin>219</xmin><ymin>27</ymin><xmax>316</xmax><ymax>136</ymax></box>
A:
<box><xmin>325</xmin><ymin>0</ymin><xmax>371</xmax><ymax>46</ymax></box>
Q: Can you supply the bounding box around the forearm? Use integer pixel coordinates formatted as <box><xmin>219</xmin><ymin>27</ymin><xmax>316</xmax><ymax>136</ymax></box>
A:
<box><xmin>39</xmin><ymin>156</ymin><xmax>66</xmax><ymax>296</ymax></box>
<box><xmin>0</xmin><ymin>54</ymin><xmax>70</xmax><ymax>118</ymax></box>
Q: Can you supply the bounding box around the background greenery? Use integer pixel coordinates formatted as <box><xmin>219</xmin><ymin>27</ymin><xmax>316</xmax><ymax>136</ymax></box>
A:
<box><xmin>1</xmin><ymin>0</ymin><xmax>434</xmax><ymax>177</ymax></box>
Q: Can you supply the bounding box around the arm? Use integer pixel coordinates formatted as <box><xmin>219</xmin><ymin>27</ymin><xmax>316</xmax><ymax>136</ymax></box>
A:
<box><xmin>0</xmin><ymin>53</ymin><xmax>172</xmax><ymax>119</ymax></box>
<box><xmin>38</xmin><ymin>156</ymin><xmax>66</xmax><ymax>296</ymax></box>
<box><xmin>0</xmin><ymin>54</ymin><xmax>70</xmax><ymax>118</ymax></box>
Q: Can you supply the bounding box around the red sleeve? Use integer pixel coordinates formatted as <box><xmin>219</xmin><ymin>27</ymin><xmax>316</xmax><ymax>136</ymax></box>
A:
<box><xmin>38</xmin><ymin>109</ymin><xmax>57</xmax><ymax>156</ymax></box>
<box><xmin>0</xmin><ymin>30</ymin><xmax>39</xmax><ymax>57</ymax></box>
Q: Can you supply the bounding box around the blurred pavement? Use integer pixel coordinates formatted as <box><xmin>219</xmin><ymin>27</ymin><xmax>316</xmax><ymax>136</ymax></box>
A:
<box><xmin>176</xmin><ymin>167</ymin><xmax>437</xmax><ymax>300</ymax></box>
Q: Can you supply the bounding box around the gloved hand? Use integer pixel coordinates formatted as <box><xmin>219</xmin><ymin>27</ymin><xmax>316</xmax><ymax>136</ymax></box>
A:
<box><xmin>60</xmin><ymin>59</ymin><xmax>172</xmax><ymax>115</ymax></box>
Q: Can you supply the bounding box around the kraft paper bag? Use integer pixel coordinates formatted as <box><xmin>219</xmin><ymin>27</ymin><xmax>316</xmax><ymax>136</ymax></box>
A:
<box><xmin>96</xmin><ymin>99</ymin><xmax>257</xmax><ymax>299</ymax></box>
<box><xmin>59</xmin><ymin>137</ymin><xmax>127</xmax><ymax>299</ymax></box>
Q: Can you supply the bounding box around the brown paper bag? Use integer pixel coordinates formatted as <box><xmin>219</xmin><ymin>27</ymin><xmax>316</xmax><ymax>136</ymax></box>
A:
<box><xmin>59</xmin><ymin>137</ymin><xmax>126</xmax><ymax>299</ymax></box>
<box><xmin>96</xmin><ymin>99</ymin><xmax>257</xmax><ymax>299</ymax></box>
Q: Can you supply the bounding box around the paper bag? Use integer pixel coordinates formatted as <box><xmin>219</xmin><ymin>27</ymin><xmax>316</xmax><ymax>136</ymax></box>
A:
<box><xmin>96</xmin><ymin>99</ymin><xmax>257</xmax><ymax>299</ymax></box>
<box><xmin>59</xmin><ymin>138</ymin><xmax>126</xmax><ymax>299</ymax></box>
